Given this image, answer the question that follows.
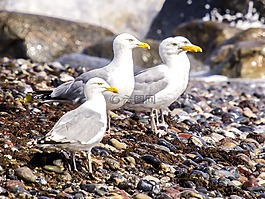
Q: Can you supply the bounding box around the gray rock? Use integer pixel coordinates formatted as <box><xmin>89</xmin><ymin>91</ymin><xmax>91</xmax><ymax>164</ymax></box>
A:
<box><xmin>0</xmin><ymin>0</ymin><xmax>164</xmax><ymax>38</ymax></box>
<box><xmin>206</xmin><ymin>28</ymin><xmax>265</xmax><ymax>78</ymax></box>
<box><xmin>146</xmin><ymin>0</ymin><xmax>264</xmax><ymax>40</ymax></box>
<box><xmin>15</xmin><ymin>166</ymin><xmax>37</xmax><ymax>183</ymax></box>
<box><xmin>0</xmin><ymin>11</ymin><xmax>114</xmax><ymax>62</ymax></box>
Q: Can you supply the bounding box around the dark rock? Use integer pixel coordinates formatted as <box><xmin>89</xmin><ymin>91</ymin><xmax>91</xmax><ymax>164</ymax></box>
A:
<box><xmin>247</xmin><ymin>132</ymin><xmax>265</xmax><ymax>144</ymax></box>
<box><xmin>155</xmin><ymin>193</ymin><xmax>173</xmax><ymax>199</ymax></box>
<box><xmin>74</xmin><ymin>193</ymin><xmax>85</xmax><ymax>199</ymax></box>
<box><xmin>0</xmin><ymin>11</ymin><xmax>114</xmax><ymax>62</ymax></box>
<box><xmin>92</xmin><ymin>146</ymin><xmax>109</xmax><ymax>157</ymax></box>
<box><xmin>221</xmin><ymin>112</ymin><xmax>235</xmax><ymax>123</ymax></box>
<box><xmin>157</xmin><ymin>139</ymin><xmax>177</xmax><ymax>152</ymax></box>
<box><xmin>0</xmin><ymin>186</ymin><xmax>8</xmax><ymax>195</ymax></box>
<box><xmin>80</xmin><ymin>183</ymin><xmax>98</xmax><ymax>193</ymax></box>
<box><xmin>146</xmin><ymin>0</ymin><xmax>250</xmax><ymax>40</ymax></box>
<box><xmin>137</xmin><ymin>179</ymin><xmax>153</xmax><ymax>192</ymax></box>
<box><xmin>211</xmin><ymin>107</ymin><xmax>223</xmax><ymax>116</ymax></box>
<box><xmin>141</xmin><ymin>154</ymin><xmax>161</xmax><ymax>169</ymax></box>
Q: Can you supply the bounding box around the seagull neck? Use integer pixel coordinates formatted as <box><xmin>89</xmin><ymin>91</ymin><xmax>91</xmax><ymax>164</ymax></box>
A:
<box><xmin>164</xmin><ymin>53</ymin><xmax>190</xmax><ymax>71</ymax></box>
<box><xmin>112</xmin><ymin>48</ymin><xmax>133</xmax><ymax>67</ymax></box>
<box><xmin>84</xmin><ymin>92</ymin><xmax>107</xmax><ymax>113</ymax></box>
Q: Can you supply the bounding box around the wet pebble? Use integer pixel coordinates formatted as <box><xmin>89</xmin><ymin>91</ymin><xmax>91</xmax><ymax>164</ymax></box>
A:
<box><xmin>105</xmin><ymin>158</ymin><xmax>121</xmax><ymax>170</ymax></box>
<box><xmin>210</xmin><ymin>107</ymin><xmax>223</xmax><ymax>116</ymax></box>
<box><xmin>15</xmin><ymin>166</ymin><xmax>37</xmax><ymax>183</ymax></box>
<box><xmin>141</xmin><ymin>154</ymin><xmax>161</xmax><ymax>169</ymax></box>
<box><xmin>157</xmin><ymin>139</ymin><xmax>177</xmax><ymax>152</ymax></box>
<box><xmin>80</xmin><ymin>183</ymin><xmax>98</xmax><ymax>193</ymax></box>
<box><xmin>1</xmin><ymin>58</ymin><xmax>265</xmax><ymax>198</ymax></box>
<box><xmin>134</xmin><ymin>193</ymin><xmax>152</xmax><ymax>199</ymax></box>
<box><xmin>110</xmin><ymin>138</ymin><xmax>127</xmax><ymax>149</ymax></box>
<box><xmin>221</xmin><ymin>112</ymin><xmax>235</xmax><ymax>123</ymax></box>
<box><xmin>43</xmin><ymin>165</ymin><xmax>65</xmax><ymax>174</ymax></box>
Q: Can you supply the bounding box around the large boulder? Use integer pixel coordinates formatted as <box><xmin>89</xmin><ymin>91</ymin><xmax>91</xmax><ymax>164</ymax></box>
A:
<box><xmin>206</xmin><ymin>28</ymin><xmax>265</xmax><ymax>78</ymax></box>
<box><xmin>0</xmin><ymin>0</ymin><xmax>164</xmax><ymax>38</ymax></box>
<box><xmin>0</xmin><ymin>11</ymin><xmax>114</xmax><ymax>62</ymax></box>
<box><xmin>146</xmin><ymin>0</ymin><xmax>264</xmax><ymax>39</ymax></box>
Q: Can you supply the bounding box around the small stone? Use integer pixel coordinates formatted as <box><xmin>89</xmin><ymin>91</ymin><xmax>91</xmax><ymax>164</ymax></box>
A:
<box><xmin>221</xmin><ymin>112</ymin><xmax>235</xmax><ymax>123</ymax></box>
<box><xmin>243</xmin><ymin>107</ymin><xmax>257</xmax><ymax>118</ymax></box>
<box><xmin>156</xmin><ymin>193</ymin><xmax>173</xmax><ymax>199</ymax></box>
<box><xmin>157</xmin><ymin>139</ymin><xmax>177</xmax><ymax>152</ymax></box>
<box><xmin>141</xmin><ymin>154</ymin><xmax>161</xmax><ymax>169</ymax></box>
<box><xmin>137</xmin><ymin>179</ymin><xmax>153</xmax><ymax>191</ymax></box>
<box><xmin>80</xmin><ymin>183</ymin><xmax>98</xmax><ymax>193</ymax></box>
<box><xmin>43</xmin><ymin>165</ymin><xmax>65</xmax><ymax>174</ymax></box>
<box><xmin>210</xmin><ymin>107</ymin><xmax>223</xmax><ymax>116</ymax></box>
<box><xmin>110</xmin><ymin>138</ymin><xmax>127</xmax><ymax>149</ymax></box>
<box><xmin>0</xmin><ymin>186</ymin><xmax>8</xmax><ymax>195</ymax></box>
<box><xmin>134</xmin><ymin>193</ymin><xmax>152</xmax><ymax>199</ymax></box>
<box><xmin>143</xmin><ymin>175</ymin><xmax>160</xmax><ymax>183</ymax></box>
<box><xmin>242</xmin><ymin>175</ymin><xmax>259</xmax><ymax>190</ymax></box>
<box><xmin>74</xmin><ymin>192</ymin><xmax>85</xmax><ymax>199</ymax></box>
<box><xmin>6</xmin><ymin>180</ymin><xmax>26</xmax><ymax>190</ymax></box>
<box><xmin>124</xmin><ymin>156</ymin><xmax>136</xmax><ymax>165</ymax></box>
<box><xmin>15</xmin><ymin>166</ymin><xmax>37</xmax><ymax>183</ymax></box>
<box><xmin>105</xmin><ymin>158</ymin><xmax>120</xmax><ymax>170</ymax></box>
<box><xmin>56</xmin><ymin>192</ymin><xmax>73</xmax><ymax>199</ymax></box>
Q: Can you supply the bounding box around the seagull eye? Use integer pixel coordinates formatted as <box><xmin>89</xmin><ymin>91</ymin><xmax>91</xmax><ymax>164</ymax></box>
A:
<box><xmin>97</xmin><ymin>82</ymin><xmax>103</xmax><ymax>86</ymax></box>
<box><xmin>172</xmin><ymin>43</ymin><xmax>177</xmax><ymax>46</ymax></box>
<box><xmin>128</xmin><ymin>39</ymin><xmax>134</xmax><ymax>42</ymax></box>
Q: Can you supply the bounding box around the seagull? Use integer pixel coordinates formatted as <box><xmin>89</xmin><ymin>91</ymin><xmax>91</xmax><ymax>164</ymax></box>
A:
<box><xmin>123</xmin><ymin>36</ymin><xmax>202</xmax><ymax>133</ymax></box>
<box><xmin>48</xmin><ymin>33</ymin><xmax>149</xmax><ymax>116</ymax></box>
<box><xmin>37</xmin><ymin>77</ymin><xmax>118</xmax><ymax>173</ymax></box>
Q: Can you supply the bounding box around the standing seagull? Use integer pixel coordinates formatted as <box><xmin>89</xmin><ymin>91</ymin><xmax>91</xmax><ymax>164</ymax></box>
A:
<box><xmin>124</xmin><ymin>36</ymin><xmax>202</xmax><ymax>133</ymax></box>
<box><xmin>37</xmin><ymin>77</ymin><xmax>118</xmax><ymax>173</ymax></box>
<box><xmin>48</xmin><ymin>33</ymin><xmax>150</xmax><ymax>124</ymax></box>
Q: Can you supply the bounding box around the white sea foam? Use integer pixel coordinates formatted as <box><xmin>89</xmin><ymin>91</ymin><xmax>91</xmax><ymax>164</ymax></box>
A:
<box><xmin>202</xmin><ymin>1</ymin><xmax>265</xmax><ymax>29</ymax></box>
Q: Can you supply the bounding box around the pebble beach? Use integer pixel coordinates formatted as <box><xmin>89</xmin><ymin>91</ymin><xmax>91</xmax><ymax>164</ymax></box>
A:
<box><xmin>0</xmin><ymin>58</ymin><xmax>265</xmax><ymax>198</ymax></box>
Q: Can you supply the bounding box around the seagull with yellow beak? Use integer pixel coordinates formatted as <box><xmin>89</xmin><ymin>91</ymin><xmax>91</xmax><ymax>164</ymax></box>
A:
<box><xmin>124</xmin><ymin>36</ymin><xmax>202</xmax><ymax>133</ymax></box>
<box><xmin>37</xmin><ymin>77</ymin><xmax>118</xmax><ymax>173</ymax></box>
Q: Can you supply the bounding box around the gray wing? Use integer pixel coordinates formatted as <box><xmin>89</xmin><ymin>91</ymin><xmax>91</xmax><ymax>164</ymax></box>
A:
<box><xmin>51</xmin><ymin>67</ymin><xmax>109</xmax><ymax>103</ymax></box>
<box><xmin>46</xmin><ymin>107</ymin><xmax>105</xmax><ymax>144</ymax></box>
<box><xmin>131</xmin><ymin>65</ymin><xmax>168</xmax><ymax>104</ymax></box>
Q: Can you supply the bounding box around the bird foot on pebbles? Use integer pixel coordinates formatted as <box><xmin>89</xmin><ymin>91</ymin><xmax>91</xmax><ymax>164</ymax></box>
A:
<box><xmin>155</xmin><ymin>129</ymin><xmax>168</xmax><ymax>137</ymax></box>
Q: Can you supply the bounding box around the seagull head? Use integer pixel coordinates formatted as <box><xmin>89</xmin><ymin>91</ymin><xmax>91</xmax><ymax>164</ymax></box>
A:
<box><xmin>159</xmin><ymin>36</ymin><xmax>202</xmax><ymax>59</ymax></box>
<box><xmin>84</xmin><ymin>77</ymin><xmax>118</xmax><ymax>100</ymax></box>
<box><xmin>113</xmin><ymin>33</ymin><xmax>150</xmax><ymax>52</ymax></box>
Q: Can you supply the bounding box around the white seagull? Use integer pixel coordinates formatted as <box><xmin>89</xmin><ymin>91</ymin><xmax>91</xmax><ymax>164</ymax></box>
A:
<box><xmin>48</xmin><ymin>33</ymin><xmax>150</xmax><ymax>125</ymax></box>
<box><xmin>37</xmin><ymin>77</ymin><xmax>118</xmax><ymax>173</ymax></box>
<box><xmin>124</xmin><ymin>36</ymin><xmax>202</xmax><ymax>133</ymax></box>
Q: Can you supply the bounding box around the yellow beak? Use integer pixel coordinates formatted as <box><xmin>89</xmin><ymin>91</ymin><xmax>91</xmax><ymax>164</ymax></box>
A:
<box><xmin>137</xmin><ymin>42</ymin><xmax>150</xmax><ymax>49</ymax></box>
<box><xmin>181</xmin><ymin>45</ymin><xmax>202</xmax><ymax>53</ymax></box>
<box><xmin>106</xmin><ymin>86</ymin><xmax>118</xmax><ymax>93</ymax></box>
